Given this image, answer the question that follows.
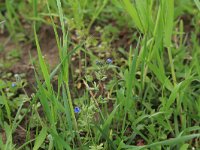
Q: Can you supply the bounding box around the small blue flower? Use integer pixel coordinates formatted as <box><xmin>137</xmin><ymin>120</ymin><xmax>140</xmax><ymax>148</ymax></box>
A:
<box><xmin>74</xmin><ymin>107</ymin><xmax>80</xmax><ymax>113</ymax></box>
<box><xmin>11</xmin><ymin>83</ymin><xmax>17</xmax><ymax>88</ymax></box>
<box><xmin>106</xmin><ymin>58</ymin><xmax>112</xmax><ymax>64</ymax></box>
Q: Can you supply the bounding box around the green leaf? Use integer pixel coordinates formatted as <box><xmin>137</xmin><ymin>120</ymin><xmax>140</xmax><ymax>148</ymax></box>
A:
<box><xmin>124</xmin><ymin>134</ymin><xmax>200</xmax><ymax>150</ymax></box>
<box><xmin>50</xmin><ymin>130</ymin><xmax>71</xmax><ymax>150</ymax></box>
<box><xmin>165</xmin><ymin>78</ymin><xmax>193</xmax><ymax>110</ymax></box>
<box><xmin>33</xmin><ymin>127</ymin><xmax>47</xmax><ymax>150</ymax></box>
<box><xmin>164</xmin><ymin>0</ymin><xmax>174</xmax><ymax>47</ymax></box>
<box><xmin>34</xmin><ymin>26</ymin><xmax>51</xmax><ymax>92</ymax></box>
<box><xmin>102</xmin><ymin>105</ymin><xmax>119</xmax><ymax>132</ymax></box>
<box><xmin>62</xmin><ymin>84</ymin><xmax>72</xmax><ymax>130</ymax></box>
<box><xmin>126</xmin><ymin>43</ymin><xmax>139</xmax><ymax>110</ymax></box>
<box><xmin>194</xmin><ymin>0</ymin><xmax>200</xmax><ymax>10</ymax></box>
<box><xmin>1</xmin><ymin>91</ymin><xmax>11</xmax><ymax>123</ymax></box>
<box><xmin>122</xmin><ymin>0</ymin><xmax>143</xmax><ymax>32</ymax></box>
<box><xmin>148</xmin><ymin>62</ymin><xmax>173</xmax><ymax>91</ymax></box>
<box><xmin>180</xmin><ymin>144</ymin><xmax>189</xmax><ymax>150</ymax></box>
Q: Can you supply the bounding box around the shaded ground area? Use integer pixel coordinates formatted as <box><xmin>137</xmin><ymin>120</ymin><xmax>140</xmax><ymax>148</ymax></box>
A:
<box><xmin>0</xmin><ymin>26</ymin><xmax>59</xmax><ymax>95</ymax></box>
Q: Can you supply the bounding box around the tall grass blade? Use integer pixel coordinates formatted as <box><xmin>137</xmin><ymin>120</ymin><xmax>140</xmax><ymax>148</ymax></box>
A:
<box><xmin>33</xmin><ymin>127</ymin><xmax>47</xmax><ymax>150</ymax></box>
<box><xmin>124</xmin><ymin>134</ymin><xmax>200</xmax><ymax>149</ymax></box>
<box><xmin>164</xmin><ymin>0</ymin><xmax>174</xmax><ymax>47</ymax></box>
<box><xmin>34</xmin><ymin>26</ymin><xmax>51</xmax><ymax>92</ymax></box>
<box><xmin>122</xmin><ymin>0</ymin><xmax>143</xmax><ymax>32</ymax></box>
<box><xmin>126</xmin><ymin>43</ymin><xmax>139</xmax><ymax>110</ymax></box>
<box><xmin>194</xmin><ymin>0</ymin><xmax>200</xmax><ymax>10</ymax></box>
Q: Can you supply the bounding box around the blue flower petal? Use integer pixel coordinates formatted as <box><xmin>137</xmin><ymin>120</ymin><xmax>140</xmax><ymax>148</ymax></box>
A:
<box><xmin>74</xmin><ymin>107</ymin><xmax>80</xmax><ymax>113</ymax></box>
<box><xmin>106</xmin><ymin>58</ymin><xmax>112</xmax><ymax>64</ymax></box>
<box><xmin>11</xmin><ymin>83</ymin><xmax>17</xmax><ymax>88</ymax></box>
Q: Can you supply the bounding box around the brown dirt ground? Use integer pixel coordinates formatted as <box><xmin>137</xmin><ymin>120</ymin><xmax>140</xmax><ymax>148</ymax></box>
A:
<box><xmin>0</xmin><ymin>26</ymin><xmax>59</xmax><ymax>94</ymax></box>
<box><xmin>0</xmin><ymin>25</ymin><xmax>60</xmax><ymax>146</ymax></box>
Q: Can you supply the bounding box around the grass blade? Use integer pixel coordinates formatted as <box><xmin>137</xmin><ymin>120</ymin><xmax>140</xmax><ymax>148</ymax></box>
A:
<box><xmin>125</xmin><ymin>43</ymin><xmax>139</xmax><ymax>110</ymax></box>
<box><xmin>194</xmin><ymin>0</ymin><xmax>200</xmax><ymax>10</ymax></box>
<box><xmin>164</xmin><ymin>0</ymin><xmax>174</xmax><ymax>47</ymax></box>
<box><xmin>124</xmin><ymin>134</ymin><xmax>200</xmax><ymax>150</ymax></box>
<box><xmin>122</xmin><ymin>0</ymin><xmax>143</xmax><ymax>32</ymax></box>
<box><xmin>33</xmin><ymin>127</ymin><xmax>47</xmax><ymax>150</ymax></box>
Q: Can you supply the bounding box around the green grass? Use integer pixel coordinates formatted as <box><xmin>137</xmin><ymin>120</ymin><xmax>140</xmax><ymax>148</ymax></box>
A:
<box><xmin>0</xmin><ymin>0</ymin><xmax>200</xmax><ymax>149</ymax></box>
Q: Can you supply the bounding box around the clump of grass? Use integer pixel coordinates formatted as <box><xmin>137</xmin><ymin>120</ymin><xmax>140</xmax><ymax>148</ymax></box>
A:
<box><xmin>0</xmin><ymin>0</ymin><xmax>200</xmax><ymax>149</ymax></box>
